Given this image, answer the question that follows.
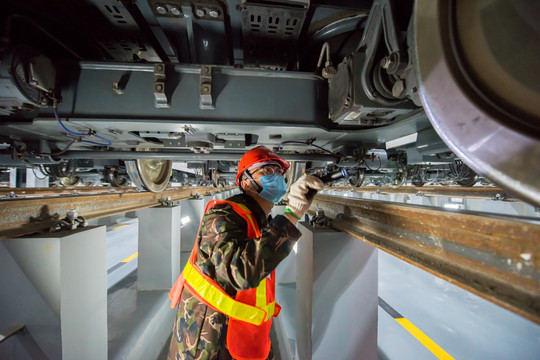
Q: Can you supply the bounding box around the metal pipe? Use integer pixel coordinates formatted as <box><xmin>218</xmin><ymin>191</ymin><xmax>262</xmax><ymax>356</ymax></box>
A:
<box><xmin>62</xmin><ymin>151</ymin><xmax>341</xmax><ymax>162</ymax></box>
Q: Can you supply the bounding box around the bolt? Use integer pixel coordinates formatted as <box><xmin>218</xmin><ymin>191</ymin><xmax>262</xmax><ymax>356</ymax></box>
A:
<box><xmin>195</xmin><ymin>8</ymin><xmax>205</xmax><ymax>17</ymax></box>
<box><xmin>170</xmin><ymin>6</ymin><xmax>181</xmax><ymax>16</ymax></box>
<box><xmin>202</xmin><ymin>66</ymin><xmax>210</xmax><ymax>74</ymax></box>
<box><xmin>112</xmin><ymin>82</ymin><xmax>124</xmax><ymax>95</ymax></box>
<box><xmin>156</xmin><ymin>4</ymin><xmax>167</xmax><ymax>14</ymax></box>
<box><xmin>381</xmin><ymin>56</ymin><xmax>392</xmax><ymax>69</ymax></box>
<box><xmin>67</xmin><ymin>209</ymin><xmax>78</xmax><ymax>220</ymax></box>
<box><xmin>202</xmin><ymin>86</ymin><xmax>209</xmax><ymax>93</ymax></box>
<box><xmin>208</xmin><ymin>9</ymin><xmax>220</xmax><ymax>18</ymax></box>
<box><xmin>155</xmin><ymin>84</ymin><xmax>163</xmax><ymax>91</ymax></box>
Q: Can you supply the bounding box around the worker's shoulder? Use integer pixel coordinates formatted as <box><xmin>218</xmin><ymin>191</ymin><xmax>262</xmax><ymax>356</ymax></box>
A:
<box><xmin>205</xmin><ymin>194</ymin><xmax>250</xmax><ymax>217</ymax></box>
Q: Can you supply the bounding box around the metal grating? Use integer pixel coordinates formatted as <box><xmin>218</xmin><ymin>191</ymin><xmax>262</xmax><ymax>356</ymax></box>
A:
<box><xmin>89</xmin><ymin>0</ymin><xmax>161</xmax><ymax>61</ymax></box>
<box><xmin>241</xmin><ymin>3</ymin><xmax>307</xmax><ymax>69</ymax></box>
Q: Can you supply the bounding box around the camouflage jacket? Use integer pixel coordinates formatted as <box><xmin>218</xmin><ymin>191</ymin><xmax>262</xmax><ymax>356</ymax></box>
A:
<box><xmin>168</xmin><ymin>193</ymin><xmax>302</xmax><ymax>360</ymax></box>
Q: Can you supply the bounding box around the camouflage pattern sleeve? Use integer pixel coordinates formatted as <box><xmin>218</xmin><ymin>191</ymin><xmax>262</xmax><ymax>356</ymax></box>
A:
<box><xmin>196</xmin><ymin>203</ymin><xmax>301</xmax><ymax>293</ymax></box>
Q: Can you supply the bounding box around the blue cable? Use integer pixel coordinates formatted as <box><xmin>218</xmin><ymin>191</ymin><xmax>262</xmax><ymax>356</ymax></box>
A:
<box><xmin>53</xmin><ymin>108</ymin><xmax>111</xmax><ymax>147</ymax></box>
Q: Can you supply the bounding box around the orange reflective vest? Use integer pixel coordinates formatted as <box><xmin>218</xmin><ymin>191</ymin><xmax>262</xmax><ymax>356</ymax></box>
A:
<box><xmin>169</xmin><ymin>199</ymin><xmax>281</xmax><ymax>360</ymax></box>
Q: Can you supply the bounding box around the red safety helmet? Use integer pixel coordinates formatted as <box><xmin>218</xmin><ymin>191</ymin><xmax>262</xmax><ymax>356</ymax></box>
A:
<box><xmin>236</xmin><ymin>146</ymin><xmax>290</xmax><ymax>185</ymax></box>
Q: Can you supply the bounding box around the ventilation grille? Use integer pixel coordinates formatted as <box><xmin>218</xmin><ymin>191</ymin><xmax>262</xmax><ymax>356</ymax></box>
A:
<box><xmin>241</xmin><ymin>3</ymin><xmax>307</xmax><ymax>69</ymax></box>
<box><xmin>249</xmin><ymin>14</ymin><xmax>301</xmax><ymax>36</ymax></box>
<box><xmin>98</xmin><ymin>0</ymin><xmax>137</xmax><ymax>27</ymax></box>
<box><xmin>100</xmin><ymin>39</ymin><xmax>147</xmax><ymax>54</ymax></box>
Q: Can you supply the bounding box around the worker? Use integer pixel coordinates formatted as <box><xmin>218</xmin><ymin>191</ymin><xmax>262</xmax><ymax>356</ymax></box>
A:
<box><xmin>167</xmin><ymin>145</ymin><xmax>323</xmax><ymax>360</ymax></box>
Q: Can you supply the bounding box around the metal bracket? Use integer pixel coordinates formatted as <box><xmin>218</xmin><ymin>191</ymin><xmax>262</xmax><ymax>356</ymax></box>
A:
<box><xmin>199</xmin><ymin>65</ymin><xmax>214</xmax><ymax>110</ymax></box>
<box><xmin>50</xmin><ymin>210</ymin><xmax>88</xmax><ymax>232</ymax></box>
<box><xmin>492</xmin><ymin>193</ymin><xmax>508</xmax><ymax>201</ymax></box>
<box><xmin>159</xmin><ymin>196</ymin><xmax>175</xmax><ymax>207</ymax></box>
<box><xmin>356</xmin><ymin>0</ymin><xmax>407</xmax><ymax>106</ymax></box>
<box><xmin>310</xmin><ymin>209</ymin><xmax>332</xmax><ymax>228</ymax></box>
<box><xmin>154</xmin><ymin>64</ymin><xmax>170</xmax><ymax>108</ymax></box>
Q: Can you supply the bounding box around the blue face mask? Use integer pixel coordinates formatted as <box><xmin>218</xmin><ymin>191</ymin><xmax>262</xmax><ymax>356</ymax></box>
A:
<box><xmin>258</xmin><ymin>174</ymin><xmax>287</xmax><ymax>203</ymax></box>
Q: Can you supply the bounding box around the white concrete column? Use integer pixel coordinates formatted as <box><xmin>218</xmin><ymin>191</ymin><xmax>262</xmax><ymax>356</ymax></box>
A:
<box><xmin>3</xmin><ymin>227</ymin><xmax>108</xmax><ymax>360</ymax></box>
<box><xmin>25</xmin><ymin>168</ymin><xmax>49</xmax><ymax>188</ymax></box>
<box><xmin>180</xmin><ymin>199</ymin><xmax>205</xmax><ymax>252</ymax></box>
<box><xmin>137</xmin><ymin>205</ymin><xmax>181</xmax><ymax>290</ymax></box>
<box><xmin>296</xmin><ymin>223</ymin><xmax>378</xmax><ymax>360</ymax></box>
<box><xmin>9</xmin><ymin>168</ymin><xmax>16</xmax><ymax>188</ymax></box>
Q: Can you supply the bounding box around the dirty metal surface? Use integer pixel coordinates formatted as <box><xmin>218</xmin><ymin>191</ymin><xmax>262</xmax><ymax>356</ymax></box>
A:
<box><xmin>309</xmin><ymin>194</ymin><xmax>540</xmax><ymax>324</ymax></box>
<box><xmin>0</xmin><ymin>186</ymin><xmax>234</xmax><ymax>240</ymax></box>
<box><xmin>0</xmin><ymin>186</ymin><xmax>142</xmax><ymax>198</ymax></box>
<box><xmin>325</xmin><ymin>185</ymin><xmax>516</xmax><ymax>200</ymax></box>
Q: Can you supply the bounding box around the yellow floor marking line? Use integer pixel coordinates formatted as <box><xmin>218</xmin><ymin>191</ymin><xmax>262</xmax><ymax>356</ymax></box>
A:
<box><xmin>395</xmin><ymin>318</ymin><xmax>455</xmax><ymax>360</ymax></box>
<box><xmin>121</xmin><ymin>252</ymin><xmax>138</xmax><ymax>263</ymax></box>
<box><xmin>379</xmin><ymin>297</ymin><xmax>455</xmax><ymax>360</ymax></box>
<box><xmin>111</xmin><ymin>224</ymin><xmax>128</xmax><ymax>231</ymax></box>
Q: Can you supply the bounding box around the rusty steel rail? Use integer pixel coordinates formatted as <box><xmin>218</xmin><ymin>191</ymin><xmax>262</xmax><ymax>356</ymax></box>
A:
<box><xmin>325</xmin><ymin>185</ymin><xmax>516</xmax><ymax>200</ymax></box>
<box><xmin>0</xmin><ymin>186</ymin><xmax>235</xmax><ymax>240</ymax></box>
<box><xmin>309</xmin><ymin>194</ymin><xmax>540</xmax><ymax>324</ymax></box>
<box><xmin>0</xmin><ymin>186</ymin><xmax>142</xmax><ymax>198</ymax></box>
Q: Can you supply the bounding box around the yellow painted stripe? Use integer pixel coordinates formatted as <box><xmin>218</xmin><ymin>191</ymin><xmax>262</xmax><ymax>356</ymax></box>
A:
<box><xmin>395</xmin><ymin>318</ymin><xmax>455</xmax><ymax>360</ymax></box>
<box><xmin>121</xmin><ymin>252</ymin><xmax>138</xmax><ymax>263</ymax></box>
<box><xmin>111</xmin><ymin>224</ymin><xmax>127</xmax><ymax>231</ymax></box>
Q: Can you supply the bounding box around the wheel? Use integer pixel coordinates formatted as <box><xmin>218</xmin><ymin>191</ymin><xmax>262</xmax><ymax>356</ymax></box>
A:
<box><xmin>457</xmin><ymin>175</ymin><xmax>478</xmax><ymax>188</ymax></box>
<box><xmin>59</xmin><ymin>176</ymin><xmax>81</xmax><ymax>187</ymax></box>
<box><xmin>348</xmin><ymin>169</ymin><xmax>365</xmax><ymax>187</ymax></box>
<box><xmin>125</xmin><ymin>159</ymin><xmax>172</xmax><ymax>193</ymax></box>
<box><xmin>105</xmin><ymin>167</ymin><xmax>128</xmax><ymax>187</ymax></box>
<box><xmin>412</xmin><ymin>176</ymin><xmax>425</xmax><ymax>187</ymax></box>
<box><xmin>415</xmin><ymin>0</ymin><xmax>540</xmax><ymax>205</ymax></box>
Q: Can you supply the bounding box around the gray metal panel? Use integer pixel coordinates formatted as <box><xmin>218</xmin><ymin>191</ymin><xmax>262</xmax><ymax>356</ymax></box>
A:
<box><xmin>53</xmin><ymin>63</ymin><xmax>328</xmax><ymax>124</ymax></box>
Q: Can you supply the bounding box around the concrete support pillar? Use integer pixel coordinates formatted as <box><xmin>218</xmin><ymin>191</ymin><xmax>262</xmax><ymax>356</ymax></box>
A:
<box><xmin>9</xmin><ymin>168</ymin><xmax>16</xmax><ymax>188</ymax></box>
<box><xmin>180</xmin><ymin>198</ymin><xmax>206</xmax><ymax>252</ymax></box>
<box><xmin>137</xmin><ymin>205</ymin><xmax>181</xmax><ymax>290</ymax></box>
<box><xmin>296</xmin><ymin>223</ymin><xmax>378</xmax><ymax>360</ymax></box>
<box><xmin>25</xmin><ymin>168</ymin><xmax>49</xmax><ymax>188</ymax></box>
<box><xmin>2</xmin><ymin>227</ymin><xmax>107</xmax><ymax>360</ymax></box>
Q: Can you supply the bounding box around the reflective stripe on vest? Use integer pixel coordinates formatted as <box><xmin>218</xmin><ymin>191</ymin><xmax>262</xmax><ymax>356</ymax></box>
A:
<box><xmin>256</xmin><ymin>278</ymin><xmax>276</xmax><ymax>322</ymax></box>
<box><xmin>182</xmin><ymin>260</ymin><xmax>267</xmax><ymax>326</ymax></box>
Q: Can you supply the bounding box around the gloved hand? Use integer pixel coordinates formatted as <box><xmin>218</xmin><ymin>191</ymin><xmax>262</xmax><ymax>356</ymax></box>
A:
<box><xmin>285</xmin><ymin>174</ymin><xmax>324</xmax><ymax>219</ymax></box>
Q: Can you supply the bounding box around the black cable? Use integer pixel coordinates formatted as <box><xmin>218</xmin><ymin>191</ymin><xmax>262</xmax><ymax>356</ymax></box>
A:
<box><xmin>39</xmin><ymin>138</ymin><xmax>79</xmax><ymax>157</ymax></box>
<box><xmin>32</xmin><ymin>167</ymin><xmax>48</xmax><ymax>180</ymax></box>
<box><xmin>277</xmin><ymin>140</ymin><xmax>334</xmax><ymax>155</ymax></box>
<box><xmin>363</xmin><ymin>155</ymin><xmax>382</xmax><ymax>171</ymax></box>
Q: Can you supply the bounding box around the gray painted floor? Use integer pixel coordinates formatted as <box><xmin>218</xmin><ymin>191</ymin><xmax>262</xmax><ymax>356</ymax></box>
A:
<box><xmin>378</xmin><ymin>250</ymin><xmax>540</xmax><ymax>360</ymax></box>
<box><xmin>106</xmin><ymin>219</ymin><xmax>139</xmax><ymax>289</ymax></box>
